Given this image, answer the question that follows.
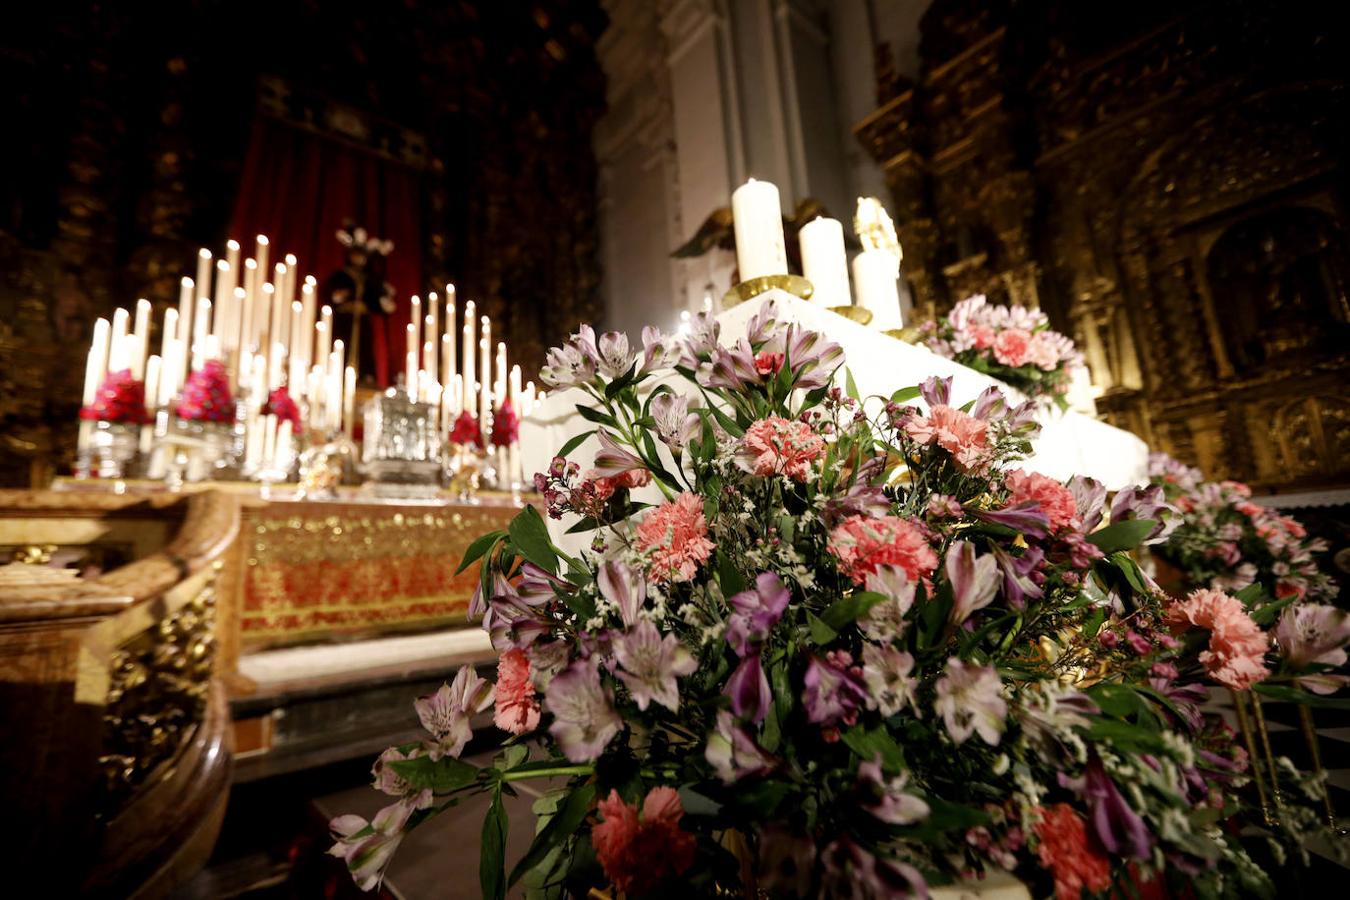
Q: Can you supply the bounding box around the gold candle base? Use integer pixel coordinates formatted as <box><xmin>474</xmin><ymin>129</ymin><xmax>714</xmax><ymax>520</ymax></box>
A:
<box><xmin>722</xmin><ymin>273</ymin><xmax>814</xmax><ymax>309</ymax></box>
<box><xmin>884</xmin><ymin>325</ymin><xmax>926</xmax><ymax>343</ymax></box>
<box><xmin>829</xmin><ymin>305</ymin><xmax>873</xmax><ymax>325</ymax></box>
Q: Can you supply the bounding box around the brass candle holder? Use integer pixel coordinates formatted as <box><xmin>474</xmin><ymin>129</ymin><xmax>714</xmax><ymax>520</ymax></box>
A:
<box><xmin>829</xmin><ymin>305</ymin><xmax>873</xmax><ymax>325</ymax></box>
<box><xmin>885</xmin><ymin>325</ymin><xmax>927</xmax><ymax>343</ymax></box>
<box><xmin>722</xmin><ymin>273</ymin><xmax>814</xmax><ymax>309</ymax></box>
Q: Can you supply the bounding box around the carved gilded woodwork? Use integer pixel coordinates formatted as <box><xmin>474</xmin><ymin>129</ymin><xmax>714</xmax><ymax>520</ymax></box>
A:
<box><xmin>855</xmin><ymin>0</ymin><xmax>1350</xmax><ymax>491</ymax></box>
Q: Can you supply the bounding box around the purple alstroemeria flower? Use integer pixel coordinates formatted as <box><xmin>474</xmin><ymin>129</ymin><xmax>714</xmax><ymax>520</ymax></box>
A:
<box><xmin>518</xmin><ymin>562</ymin><xmax>571</xmax><ymax>606</ymax></box>
<box><xmin>546</xmin><ymin>657</ymin><xmax>623</xmax><ymax>762</ymax></box>
<box><xmin>486</xmin><ymin>574</ymin><xmax>552</xmax><ymax>651</ymax></box>
<box><xmin>701</xmin><ymin>338</ymin><xmax>761</xmax><ymax>391</ymax></box>
<box><xmin>1146</xmin><ymin>678</ymin><xmax>1206</xmax><ymax>732</ymax></box>
<box><xmin>1275</xmin><ymin>603</ymin><xmax>1350</xmax><ymax>672</ymax></box>
<box><xmin>933</xmin><ymin>658</ymin><xmax>1006</xmax><ymax>746</ymax></box>
<box><xmin>803</xmin><ymin>651</ymin><xmax>869</xmax><ymax>727</ymax></box>
<box><xmin>746</xmin><ymin>298</ymin><xmax>784</xmax><ymax>345</ymax></box>
<box><xmin>598</xmin><ymin>559</ymin><xmax>646</xmax><ymax>627</ymax></box>
<box><xmin>1110</xmin><ymin>483</ymin><xmax>1178</xmax><ymax>543</ymax></box>
<box><xmin>595</xmin><ymin>330</ymin><xmax>637</xmax><ymax>379</ymax></box>
<box><xmin>857</xmin><ymin>757</ymin><xmax>930</xmax><ymax>826</ymax></box>
<box><xmin>1060</xmin><ymin>758</ymin><xmax>1153</xmax><ymax>859</ymax></box>
<box><xmin>414</xmin><ymin>665</ymin><xmax>495</xmax><ymax>760</ymax></box>
<box><xmin>861</xmin><ymin>643</ymin><xmax>917</xmax><ymax>717</ymax></box>
<box><xmin>819</xmin><ymin>837</ymin><xmax>929</xmax><ymax>900</ymax></box>
<box><xmin>706</xmin><ymin>710</ymin><xmax>776</xmax><ymax>783</ymax></box>
<box><xmin>679</xmin><ymin>310</ymin><xmax>721</xmax><ymax>368</ymax></box>
<box><xmin>329</xmin><ymin>789</ymin><xmax>433</xmax><ymax>891</ymax></box>
<box><xmin>640</xmin><ymin>325</ymin><xmax>683</xmax><ymax>375</ymax></box>
<box><xmin>650</xmin><ymin>392</ymin><xmax>700</xmax><ymax>452</ymax></box>
<box><xmin>970</xmin><ymin>502</ymin><xmax>1051</xmax><ymax>539</ymax></box>
<box><xmin>919</xmin><ymin>375</ymin><xmax>952</xmax><ymax>408</ymax></box>
<box><xmin>591</xmin><ymin>430</ymin><xmax>646</xmax><ymax>478</ymax></box>
<box><xmin>969</xmin><ymin>385</ymin><xmax>1006</xmax><ymax>420</ymax></box>
<box><xmin>822</xmin><ymin>479</ymin><xmax>892</xmax><ymax>527</ymax></box>
<box><xmin>614</xmin><ymin>620</ymin><xmax>696</xmax><ymax>713</ymax></box>
<box><xmin>726</xmin><ymin>654</ymin><xmax>772</xmax><ymax>724</ymax></box>
<box><xmin>945</xmin><ymin>540</ymin><xmax>1000</xmax><ymax>625</ymax></box>
<box><xmin>990</xmin><ymin>543</ymin><xmax>1044</xmax><ymax>609</ymax></box>
<box><xmin>1067</xmin><ymin>475</ymin><xmax>1107</xmax><ymax>533</ymax></box>
<box><xmin>539</xmin><ymin>327</ymin><xmax>598</xmax><ymax>389</ymax></box>
<box><xmin>782</xmin><ymin>325</ymin><xmax>843</xmax><ymax>389</ymax></box>
<box><xmin>726</xmin><ymin>572</ymin><xmax>792</xmax><ymax>654</ymax></box>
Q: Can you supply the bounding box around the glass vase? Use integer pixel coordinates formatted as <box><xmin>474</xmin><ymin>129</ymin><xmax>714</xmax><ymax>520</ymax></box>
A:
<box><xmin>92</xmin><ymin>420</ymin><xmax>138</xmax><ymax>486</ymax></box>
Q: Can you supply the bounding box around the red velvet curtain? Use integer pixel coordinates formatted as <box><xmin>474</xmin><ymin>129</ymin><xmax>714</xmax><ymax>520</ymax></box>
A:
<box><xmin>229</xmin><ymin>117</ymin><xmax>424</xmax><ymax>386</ymax></box>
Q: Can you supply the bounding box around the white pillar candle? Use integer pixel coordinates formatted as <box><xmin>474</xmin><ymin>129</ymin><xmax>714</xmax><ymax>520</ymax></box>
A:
<box><xmin>479</xmin><ymin>316</ymin><xmax>491</xmax><ymax>437</ymax></box>
<box><xmin>424</xmin><ymin>313</ymin><xmax>436</xmax><ymax>384</ymax></box>
<box><xmin>232</xmin><ymin>287</ymin><xmax>248</xmax><ymax>369</ymax></box>
<box><xmin>288</xmin><ymin>301</ymin><xmax>304</xmax><ymax>389</ymax></box>
<box><xmin>731</xmin><ymin>178</ymin><xmax>788</xmax><ymax>281</ymax></box>
<box><xmin>213</xmin><ymin>260</ymin><xmax>232</xmax><ymax>339</ymax></box>
<box><xmin>282</xmin><ymin>254</ymin><xmax>298</xmax><ymax>308</ymax></box>
<box><xmin>82</xmin><ymin>318</ymin><xmax>112</xmax><ymax>406</ymax></box>
<box><xmin>329</xmin><ymin>341</ymin><xmax>345</xmax><ymax>432</ymax></box>
<box><xmin>405</xmin><ymin>323</ymin><xmax>418</xmax><ymax>399</ymax></box>
<box><xmin>176</xmin><ymin>276</ymin><xmax>195</xmax><ymax>345</ymax></box>
<box><xmin>261</xmin><ymin>413</ymin><xmax>277</xmax><ymax>470</ymax></box>
<box><xmin>131</xmin><ymin>298</ymin><xmax>152</xmax><ymax>378</ymax></box>
<box><xmin>140</xmin><ymin>354</ymin><xmax>161</xmax><ymax>453</ymax></box>
<box><xmin>159</xmin><ymin>308</ymin><xmax>179</xmax><ymax>391</ymax></box>
<box><xmin>318</xmin><ymin>306</ymin><xmax>333</xmax><ymax>370</ymax></box>
<box><xmin>344</xmin><ymin>366</ymin><xmax>356</xmax><ymax>438</ymax></box>
<box><xmin>242</xmin><ymin>259</ymin><xmax>259</xmax><ymax>347</ymax></box>
<box><xmin>191</xmin><ymin>298</ymin><xmax>212</xmax><ymax>370</ymax></box>
<box><xmin>409</xmin><ymin>295</ymin><xmax>422</xmax><ymax>370</ymax></box>
<box><xmin>268</xmin><ymin>340</ymin><xmax>286</xmax><ymax>391</ymax></box>
<box><xmin>272</xmin><ymin>264</ymin><xmax>289</xmax><ymax>349</ymax></box>
<box><xmin>443</xmin><ymin>286</ymin><xmax>457</xmax><ymax>393</ymax></box>
<box><xmin>159</xmin><ymin>339</ymin><xmax>182</xmax><ymax>406</ymax></box>
<box><xmin>461</xmin><ymin>300</ymin><xmax>475</xmax><ymax>416</ymax></box>
<box><xmin>109</xmin><ymin>307</ymin><xmax>130</xmax><ymax>369</ymax></box>
<box><xmin>225</xmin><ymin>239</ymin><xmax>240</xmax><ymax>282</ymax></box>
<box><xmin>799</xmin><ymin>217</ymin><xmax>850</xmax><ymax>306</ymax></box>
<box><xmin>193</xmin><ymin>249</ymin><xmax>212</xmax><ymax>306</ymax></box>
<box><xmin>852</xmin><ymin>249</ymin><xmax>904</xmax><ymax>331</ymax></box>
<box><xmin>494</xmin><ymin>342</ymin><xmax>507</xmax><ymax>405</ymax></box>
<box><xmin>254</xmin><ymin>236</ymin><xmax>270</xmax><ymax>287</ymax></box>
<box><xmin>299</xmin><ymin>279</ymin><xmax>317</xmax><ymax>370</ymax></box>
<box><xmin>440</xmin><ymin>334</ymin><xmax>454</xmax><ymax>425</ymax></box>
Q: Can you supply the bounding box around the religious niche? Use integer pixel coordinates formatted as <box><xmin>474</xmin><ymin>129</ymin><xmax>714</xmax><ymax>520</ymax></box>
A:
<box><xmin>1206</xmin><ymin>208</ymin><xmax>1350</xmax><ymax>377</ymax></box>
<box><xmin>855</xmin><ymin>0</ymin><xmax>1350</xmax><ymax>492</ymax></box>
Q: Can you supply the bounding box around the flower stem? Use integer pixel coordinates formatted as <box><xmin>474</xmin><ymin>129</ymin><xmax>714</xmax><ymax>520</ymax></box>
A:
<box><xmin>499</xmin><ymin>764</ymin><xmax>594</xmax><ymax>782</ymax></box>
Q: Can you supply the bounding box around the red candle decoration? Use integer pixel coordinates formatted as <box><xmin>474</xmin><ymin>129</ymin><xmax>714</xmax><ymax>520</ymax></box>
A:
<box><xmin>490</xmin><ymin>400</ymin><xmax>519</xmax><ymax>448</ymax></box>
<box><xmin>80</xmin><ymin>369</ymin><xmax>152</xmax><ymax>424</ymax></box>
<box><xmin>263</xmin><ymin>387</ymin><xmax>303</xmax><ymax>435</ymax></box>
<box><xmin>175</xmin><ymin>359</ymin><xmax>237</xmax><ymax>423</ymax></box>
<box><xmin>449</xmin><ymin>410</ymin><xmax>482</xmax><ymax>447</ymax></box>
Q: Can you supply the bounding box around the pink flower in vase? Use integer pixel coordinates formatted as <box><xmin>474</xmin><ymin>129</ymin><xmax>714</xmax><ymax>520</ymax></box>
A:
<box><xmin>738</xmin><ymin>415</ymin><xmax>826</xmax><ymax>481</ymax></box>
<box><xmin>493</xmin><ymin>648</ymin><xmax>541</xmax><ymax>735</ymax></box>
<box><xmin>175</xmin><ymin>359</ymin><xmax>236</xmax><ymax>423</ymax></box>
<box><xmin>635</xmin><ymin>492</ymin><xmax>715</xmax><ymax>583</ymax></box>
<box><xmin>903</xmin><ymin>404</ymin><xmax>992</xmax><ymax>473</ymax></box>
<box><xmin>1006</xmin><ymin>469</ymin><xmax>1080</xmax><ymax>532</ymax></box>
<box><xmin>828</xmin><ymin>514</ymin><xmax>938</xmax><ymax>586</ymax></box>
<box><xmin>992</xmin><ymin>328</ymin><xmax>1032</xmax><ymax>367</ymax></box>
<box><xmin>592</xmin><ymin>786</ymin><xmax>696</xmax><ymax>896</ymax></box>
<box><xmin>971</xmin><ymin>324</ymin><xmax>997</xmax><ymax>349</ymax></box>
<box><xmin>1166</xmin><ymin>588</ymin><xmax>1270</xmax><ymax>690</ymax></box>
<box><xmin>490</xmin><ymin>401</ymin><xmax>519</xmax><ymax>448</ymax></box>
<box><xmin>448</xmin><ymin>410</ymin><xmax>482</xmax><ymax>446</ymax></box>
<box><xmin>262</xmin><ymin>387</ymin><xmax>303</xmax><ymax>434</ymax></box>
<box><xmin>81</xmin><ymin>368</ymin><xmax>152</xmax><ymax>424</ymax></box>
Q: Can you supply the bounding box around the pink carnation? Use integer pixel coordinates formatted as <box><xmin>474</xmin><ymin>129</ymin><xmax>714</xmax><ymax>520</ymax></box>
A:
<box><xmin>1006</xmin><ymin>469</ymin><xmax>1080</xmax><ymax>531</ymax></box>
<box><xmin>1034</xmin><ymin>803</ymin><xmax>1110</xmax><ymax>900</ymax></box>
<box><xmin>740</xmin><ymin>415</ymin><xmax>825</xmax><ymax>481</ymax></box>
<box><xmin>1025</xmin><ymin>332</ymin><xmax>1060</xmax><ymax>371</ymax></box>
<box><xmin>828</xmin><ymin>515</ymin><xmax>938</xmax><ymax>586</ymax></box>
<box><xmin>493</xmin><ymin>648</ymin><xmax>541</xmax><ymax>735</ymax></box>
<box><xmin>593</xmin><ymin>787</ymin><xmax>696</xmax><ymax>896</ymax></box>
<box><xmin>971</xmin><ymin>324</ymin><xmax>996</xmax><ymax>349</ymax></box>
<box><xmin>635</xmin><ymin>492</ymin><xmax>715</xmax><ymax>583</ymax></box>
<box><xmin>904</xmin><ymin>404</ymin><xmax>991</xmax><ymax>473</ymax></box>
<box><xmin>993</xmin><ymin>328</ymin><xmax>1032</xmax><ymax>367</ymax></box>
<box><xmin>1166</xmin><ymin>588</ymin><xmax>1270</xmax><ymax>690</ymax></box>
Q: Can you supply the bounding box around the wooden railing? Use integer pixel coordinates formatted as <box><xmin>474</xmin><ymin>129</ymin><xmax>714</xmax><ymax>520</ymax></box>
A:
<box><xmin>0</xmin><ymin>489</ymin><xmax>239</xmax><ymax>898</ymax></box>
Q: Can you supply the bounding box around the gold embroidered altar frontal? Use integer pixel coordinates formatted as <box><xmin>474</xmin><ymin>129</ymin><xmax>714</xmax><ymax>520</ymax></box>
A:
<box><xmin>238</xmin><ymin>499</ymin><xmax>519</xmax><ymax>646</ymax></box>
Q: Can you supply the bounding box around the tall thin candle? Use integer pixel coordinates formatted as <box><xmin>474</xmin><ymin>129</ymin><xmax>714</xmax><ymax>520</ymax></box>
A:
<box><xmin>409</xmin><ymin>295</ymin><xmax>422</xmax><ymax>370</ymax></box>
<box><xmin>177</xmin><ymin>276</ymin><xmax>195</xmax><ymax>345</ymax></box>
<box><xmin>194</xmin><ymin>249</ymin><xmax>212</xmax><ymax>307</ymax></box>
<box><xmin>254</xmin><ymin>235</ymin><xmax>270</xmax><ymax>286</ymax></box>
<box><xmin>132</xmin><ymin>298</ymin><xmax>152</xmax><ymax>379</ymax></box>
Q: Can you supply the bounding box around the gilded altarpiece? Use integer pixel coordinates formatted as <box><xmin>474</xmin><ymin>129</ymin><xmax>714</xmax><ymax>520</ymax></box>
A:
<box><xmin>856</xmin><ymin>0</ymin><xmax>1349</xmax><ymax>491</ymax></box>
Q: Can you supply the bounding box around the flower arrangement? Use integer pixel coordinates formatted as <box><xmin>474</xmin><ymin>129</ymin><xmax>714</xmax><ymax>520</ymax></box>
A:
<box><xmin>922</xmin><ymin>295</ymin><xmax>1083</xmax><ymax>406</ymax></box>
<box><xmin>333</xmin><ymin>301</ymin><xmax>1345</xmax><ymax>898</ymax></box>
<box><xmin>262</xmin><ymin>387</ymin><xmax>303</xmax><ymax>434</ymax></box>
<box><xmin>449</xmin><ymin>410</ymin><xmax>483</xmax><ymax>447</ymax></box>
<box><xmin>490</xmin><ymin>401</ymin><xmax>520</xmax><ymax>448</ymax></box>
<box><xmin>1148</xmin><ymin>453</ymin><xmax>1335</xmax><ymax>604</ymax></box>
<box><xmin>174</xmin><ymin>359</ymin><xmax>236</xmax><ymax>423</ymax></box>
<box><xmin>80</xmin><ymin>368</ymin><xmax>152</xmax><ymax>424</ymax></box>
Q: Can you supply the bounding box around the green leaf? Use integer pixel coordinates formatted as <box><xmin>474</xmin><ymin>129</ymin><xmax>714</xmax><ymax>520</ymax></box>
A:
<box><xmin>389</xmin><ymin>755</ymin><xmax>479</xmax><ymax>793</ymax></box>
<box><xmin>510</xmin><ymin>504</ymin><xmax>559</xmax><ymax>575</ymax></box>
<box><xmin>458</xmin><ymin>531</ymin><xmax>505</xmax><ymax>574</ymax></box>
<box><xmin>481</xmin><ymin>789</ymin><xmax>509</xmax><ymax>900</ymax></box>
<box><xmin>509</xmin><ymin>784</ymin><xmax>595</xmax><ymax>886</ymax></box>
<box><xmin>807</xmin><ymin>611</ymin><xmax>837</xmax><ymax>644</ymax></box>
<box><xmin>1082</xmin><ymin>606</ymin><xmax>1106</xmax><ymax>639</ymax></box>
<box><xmin>737</xmin><ymin>780</ymin><xmax>790</xmax><ymax>816</ymax></box>
<box><xmin>1250</xmin><ymin>594</ymin><xmax>1297</xmax><ymax>627</ymax></box>
<box><xmin>821</xmin><ymin>591</ymin><xmax>888</xmax><ymax>630</ymax></box>
<box><xmin>1107</xmin><ymin>551</ymin><xmax>1149</xmax><ymax>594</ymax></box>
<box><xmin>890</xmin><ymin>385</ymin><xmax>921</xmax><ymax>403</ymax></box>
<box><xmin>575</xmin><ymin>405</ymin><xmax>616</xmax><ymax>427</ymax></box>
<box><xmin>677</xmin><ymin>786</ymin><xmax>722</xmax><ymax>817</ymax></box>
<box><xmin>497</xmin><ymin>744</ymin><xmax>529</xmax><ymax>771</ymax></box>
<box><xmin>702</xmin><ymin>394</ymin><xmax>745</xmax><ymax>437</ymax></box>
<box><xmin>842</xmin><ymin>724</ymin><xmax>904</xmax><ymax>770</ymax></box>
<box><xmin>845</xmin><ymin>367</ymin><xmax>861</xmax><ymax>402</ymax></box>
<box><xmin>717</xmin><ymin>551</ymin><xmax>746</xmax><ymax>598</ymax></box>
<box><xmin>555</xmin><ymin>430</ymin><xmax>595</xmax><ymax>460</ymax></box>
<box><xmin>1086</xmin><ymin>519</ymin><xmax>1157</xmax><ymax>554</ymax></box>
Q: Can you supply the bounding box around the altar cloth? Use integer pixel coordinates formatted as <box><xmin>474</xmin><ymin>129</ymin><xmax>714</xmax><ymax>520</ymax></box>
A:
<box><xmin>519</xmin><ymin>293</ymin><xmax>1149</xmax><ymax>516</ymax></box>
